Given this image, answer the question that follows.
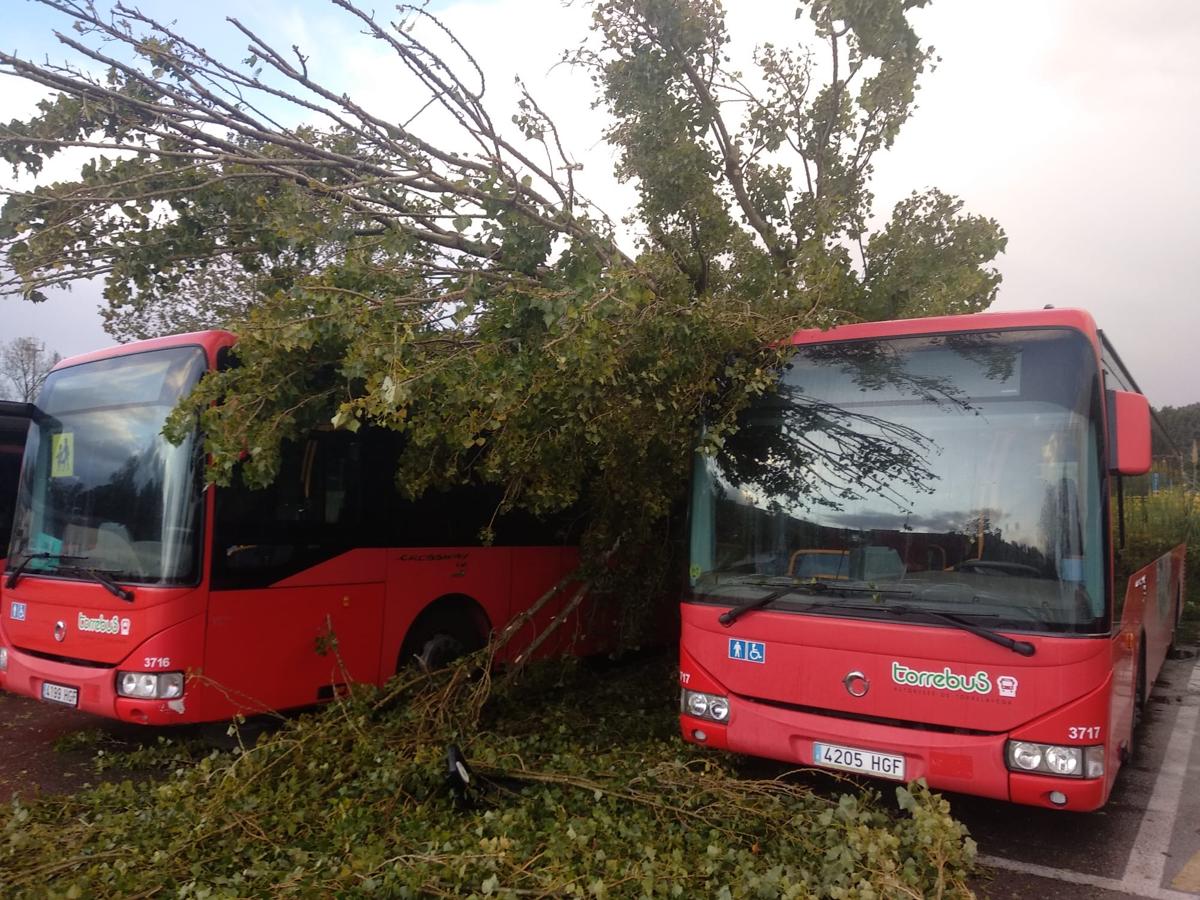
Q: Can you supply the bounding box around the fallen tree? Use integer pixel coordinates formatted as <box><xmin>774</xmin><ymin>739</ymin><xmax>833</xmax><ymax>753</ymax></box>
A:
<box><xmin>2</xmin><ymin>654</ymin><xmax>978</xmax><ymax>898</ymax></box>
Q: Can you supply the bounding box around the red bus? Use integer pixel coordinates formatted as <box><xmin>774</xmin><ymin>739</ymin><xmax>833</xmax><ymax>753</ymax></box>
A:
<box><xmin>0</xmin><ymin>331</ymin><xmax>600</xmax><ymax>724</ymax></box>
<box><xmin>679</xmin><ymin>308</ymin><xmax>1188</xmax><ymax>811</ymax></box>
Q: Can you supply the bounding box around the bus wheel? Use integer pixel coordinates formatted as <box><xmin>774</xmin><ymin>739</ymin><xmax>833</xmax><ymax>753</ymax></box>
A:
<box><xmin>399</xmin><ymin>599</ymin><xmax>488</xmax><ymax>673</ymax></box>
<box><xmin>414</xmin><ymin>632</ymin><xmax>467</xmax><ymax>671</ymax></box>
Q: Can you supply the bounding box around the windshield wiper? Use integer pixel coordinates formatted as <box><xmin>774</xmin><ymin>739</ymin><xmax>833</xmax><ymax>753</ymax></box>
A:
<box><xmin>804</xmin><ymin>580</ymin><xmax>1036</xmax><ymax>655</ymax></box>
<box><xmin>5</xmin><ymin>551</ymin><xmax>88</xmax><ymax>589</ymax></box>
<box><xmin>889</xmin><ymin>605</ymin><xmax>1035</xmax><ymax>657</ymax></box>
<box><xmin>716</xmin><ymin>577</ymin><xmax>915</xmax><ymax>627</ymax></box>
<box><xmin>764</xmin><ymin>597</ymin><xmax>1035</xmax><ymax>657</ymax></box>
<box><xmin>716</xmin><ymin>578</ymin><xmax>1035</xmax><ymax>656</ymax></box>
<box><xmin>65</xmin><ymin>566</ymin><xmax>135</xmax><ymax>602</ymax></box>
<box><xmin>718</xmin><ymin>582</ymin><xmax>822</xmax><ymax>627</ymax></box>
<box><xmin>806</xmin><ymin>577</ymin><xmax>915</xmax><ymax>598</ymax></box>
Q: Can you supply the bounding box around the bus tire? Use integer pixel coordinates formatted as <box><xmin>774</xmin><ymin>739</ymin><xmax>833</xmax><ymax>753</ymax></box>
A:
<box><xmin>399</xmin><ymin>596</ymin><xmax>489</xmax><ymax>673</ymax></box>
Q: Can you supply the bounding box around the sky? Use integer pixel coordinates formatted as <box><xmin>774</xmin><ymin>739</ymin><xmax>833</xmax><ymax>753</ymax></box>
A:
<box><xmin>2</xmin><ymin>0</ymin><xmax>1199</xmax><ymax>407</ymax></box>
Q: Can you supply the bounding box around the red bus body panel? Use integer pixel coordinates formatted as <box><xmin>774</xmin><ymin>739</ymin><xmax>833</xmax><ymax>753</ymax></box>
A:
<box><xmin>784</xmin><ymin>308</ymin><xmax>1102</xmax><ymax>349</ymax></box>
<box><xmin>679</xmin><ymin>604</ymin><xmax>1116</xmax><ymax>808</ymax></box>
<box><xmin>679</xmin><ymin>308</ymin><xmax>1186</xmax><ymax>812</ymax></box>
<box><xmin>0</xmin><ymin>546</ymin><xmax>590</xmax><ymax>725</ymax></box>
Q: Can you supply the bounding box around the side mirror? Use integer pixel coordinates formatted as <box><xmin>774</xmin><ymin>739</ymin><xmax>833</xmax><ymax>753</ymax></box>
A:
<box><xmin>1106</xmin><ymin>389</ymin><xmax>1151</xmax><ymax>475</ymax></box>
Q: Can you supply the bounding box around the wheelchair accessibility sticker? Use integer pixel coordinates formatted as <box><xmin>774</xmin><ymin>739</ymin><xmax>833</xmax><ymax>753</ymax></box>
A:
<box><xmin>728</xmin><ymin>639</ymin><xmax>765</xmax><ymax>664</ymax></box>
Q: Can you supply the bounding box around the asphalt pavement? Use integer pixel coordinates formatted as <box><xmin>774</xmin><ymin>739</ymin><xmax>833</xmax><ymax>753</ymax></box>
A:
<box><xmin>961</xmin><ymin>645</ymin><xmax>1200</xmax><ymax>900</ymax></box>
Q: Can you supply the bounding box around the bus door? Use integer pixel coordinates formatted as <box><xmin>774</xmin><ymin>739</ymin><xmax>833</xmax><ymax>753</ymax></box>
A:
<box><xmin>205</xmin><ymin>433</ymin><xmax>386</xmax><ymax>714</ymax></box>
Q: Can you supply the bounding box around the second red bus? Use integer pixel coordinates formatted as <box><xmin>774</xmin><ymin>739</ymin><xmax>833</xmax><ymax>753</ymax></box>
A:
<box><xmin>0</xmin><ymin>330</ymin><xmax>605</xmax><ymax>724</ymax></box>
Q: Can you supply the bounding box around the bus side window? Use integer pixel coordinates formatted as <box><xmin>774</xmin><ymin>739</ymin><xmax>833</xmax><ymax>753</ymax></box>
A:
<box><xmin>1112</xmin><ymin>413</ymin><xmax>1188</xmax><ymax>621</ymax></box>
<box><xmin>213</xmin><ymin>432</ymin><xmax>363</xmax><ymax>586</ymax></box>
<box><xmin>317</xmin><ymin>434</ymin><xmax>361</xmax><ymax>529</ymax></box>
<box><xmin>1111</xmin><ymin>473</ymin><xmax>1128</xmax><ymax>620</ymax></box>
<box><xmin>254</xmin><ymin>434</ymin><xmax>361</xmax><ymax>530</ymax></box>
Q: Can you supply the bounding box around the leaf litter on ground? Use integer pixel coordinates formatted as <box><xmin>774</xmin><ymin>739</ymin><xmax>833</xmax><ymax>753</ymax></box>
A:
<box><xmin>5</xmin><ymin>651</ymin><xmax>977</xmax><ymax>898</ymax></box>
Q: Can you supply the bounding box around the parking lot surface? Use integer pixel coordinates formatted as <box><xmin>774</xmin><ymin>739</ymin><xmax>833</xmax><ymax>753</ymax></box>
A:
<box><xmin>963</xmin><ymin>647</ymin><xmax>1200</xmax><ymax>899</ymax></box>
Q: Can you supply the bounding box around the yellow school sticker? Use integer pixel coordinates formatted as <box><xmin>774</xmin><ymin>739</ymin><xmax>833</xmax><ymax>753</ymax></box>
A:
<box><xmin>51</xmin><ymin>432</ymin><xmax>74</xmax><ymax>478</ymax></box>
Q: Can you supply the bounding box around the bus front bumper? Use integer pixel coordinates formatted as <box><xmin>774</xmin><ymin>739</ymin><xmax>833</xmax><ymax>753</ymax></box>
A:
<box><xmin>0</xmin><ymin>642</ymin><xmax>197</xmax><ymax>725</ymax></box>
<box><xmin>680</xmin><ymin>695</ymin><xmax>1108</xmax><ymax>812</ymax></box>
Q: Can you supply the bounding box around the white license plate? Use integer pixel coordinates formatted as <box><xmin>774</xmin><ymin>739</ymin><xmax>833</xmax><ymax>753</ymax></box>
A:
<box><xmin>812</xmin><ymin>741</ymin><xmax>905</xmax><ymax>780</ymax></box>
<box><xmin>41</xmin><ymin>681</ymin><xmax>79</xmax><ymax>707</ymax></box>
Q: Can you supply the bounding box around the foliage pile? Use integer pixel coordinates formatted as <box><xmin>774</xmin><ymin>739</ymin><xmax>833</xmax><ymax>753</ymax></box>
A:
<box><xmin>3</xmin><ymin>656</ymin><xmax>977</xmax><ymax>898</ymax></box>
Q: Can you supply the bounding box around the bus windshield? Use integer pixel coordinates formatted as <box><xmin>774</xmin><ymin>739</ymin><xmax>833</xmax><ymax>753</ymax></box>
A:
<box><xmin>9</xmin><ymin>346</ymin><xmax>208</xmax><ymax>586</ymax></box>
<box><xmin>689</xmin><ymin>328</ymin><xmax>1108</xmax><ymax>635</ymax></box>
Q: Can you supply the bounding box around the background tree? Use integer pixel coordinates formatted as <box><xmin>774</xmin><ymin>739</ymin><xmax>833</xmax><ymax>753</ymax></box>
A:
<box><xmin>1156</xmin><ymin>403</ymin><xmax>1200</xmax><ymax>459</ymax></box>
<box><xmin>0</xmin><ymin>336</ymin><xmax>60</xmax><ymax>402</ymax></box>
<box><xmin>0</xmin><ymin>0</ymin><xmax>1005</xmax><ymax>587</ymax></box>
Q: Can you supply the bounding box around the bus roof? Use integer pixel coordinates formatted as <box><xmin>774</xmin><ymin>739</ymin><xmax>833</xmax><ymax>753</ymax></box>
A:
<box><xmin>788</xmin><ymin>308</ymin><xmax>1099</xmax><ymax>346</ymax></box>
<box><xmin>53</xmin><ymin>329</ymin><xmax>237</xmax><ymax>372</ymax></box>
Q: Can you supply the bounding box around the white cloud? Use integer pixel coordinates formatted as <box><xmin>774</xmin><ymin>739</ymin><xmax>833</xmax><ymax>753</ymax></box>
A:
<box><xmin>0</xmin><ymin>72</ymin><xmax>113</xmax><ymax>359</ymax></box>
<box><xmin>2</xmin><ymin>0</ymin><xmax>1199</xmax><ymax>406</ymax></box>
<box><xmin>870</xmin><ymin>0</ymin><xmax>1200</xmax><ymax>406</ymax></box>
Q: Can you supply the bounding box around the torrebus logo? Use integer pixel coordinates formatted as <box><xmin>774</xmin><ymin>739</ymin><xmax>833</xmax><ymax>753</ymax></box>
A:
<box><xmin>77</xmin><ymin>612</ymin><xmax>130</xmax><ymax>636</ymax></box>
<box><xmin>891</xmin><ymin>661</ymin><xmax>992</xmax><ymax>695</ymax></box>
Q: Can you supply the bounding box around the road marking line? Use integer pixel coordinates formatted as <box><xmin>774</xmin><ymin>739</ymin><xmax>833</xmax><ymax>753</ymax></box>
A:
<box><xmin>1122</xmin><ymin>657</ymin><xmax>1200</xmax><ymax>895</ymax></box>
<box><xmin>1171</xmin><ymin>663</ymin><xmax>1200</xmax><ymax>894</ymax></box>
<box><xmin>1173</xmin><ymin>849</ymin><xmax>1200</xmax><ymax>892</ymax></box>
<box><xmin>979</xmin><ymin>854</ymin><xmax>1197</xmax><ymax>900</ymax></box>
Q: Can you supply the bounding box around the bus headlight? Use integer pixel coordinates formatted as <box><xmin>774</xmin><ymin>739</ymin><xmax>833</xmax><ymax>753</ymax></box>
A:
<box><xmin>0</xmin><ymin>646</ymin><xmax>7</xmax><ymax>671</ymax></box>
<box><xmin>117</xmin><ymin>671</ymin><xmax>185</xmax><ymax>700</ymax></box>
<box><xmin>158</xmin><ymin>672</ymin><xmax>184</xmax><ymax>699</ymax></box>
<box><xmin>1008</xmin><ymin>741</ymin><xmax>1042</xmax><ymax>770</ymax></box>
<box><xmin>1044</xmin><ymin>745</ymin><xmax>1081</xmax><ymax>776</ymax></box>
<box><xmin>681</xmin><ymin>689</ymin><xmax>730</xmax><ymax>723</ymax></box>
<box><xmin>1006</xmin><ymin>740</ymin><xmax>1101</xmax><ymax>779</ymax></box>
<box><xmin>707</xmin><ymin>695</ymin><xmax>729</xmax><ymax>721</ymax></box>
